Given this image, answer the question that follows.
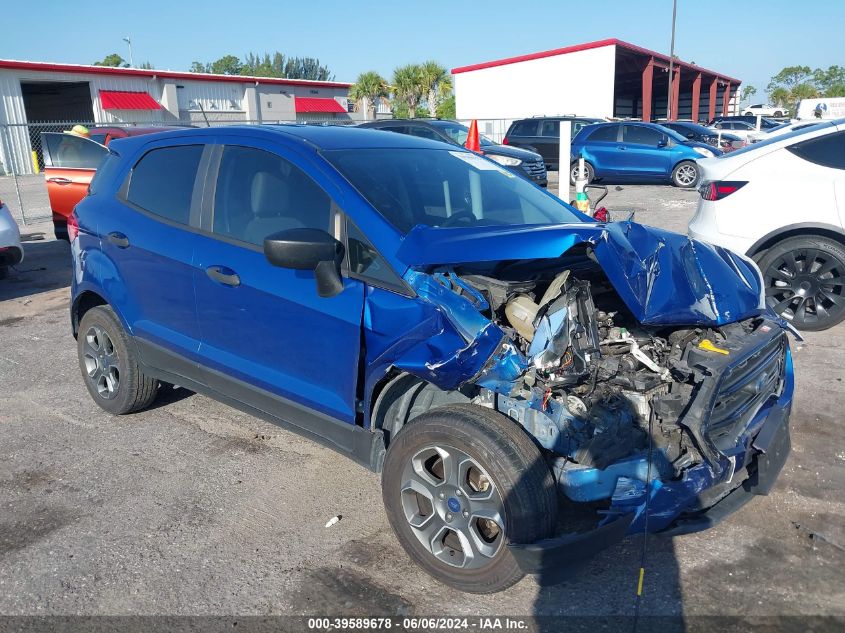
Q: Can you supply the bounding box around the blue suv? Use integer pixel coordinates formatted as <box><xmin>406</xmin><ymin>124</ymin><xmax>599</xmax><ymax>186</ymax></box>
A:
<box><xmin>569</xmin><ymin>121</ymin><xmax>722</xmax><ymax>188</ymax></box>
<box><xmin>70</xmin><ymin>125</ymin><xmax>793</xmax><ymax>593</ymax></box>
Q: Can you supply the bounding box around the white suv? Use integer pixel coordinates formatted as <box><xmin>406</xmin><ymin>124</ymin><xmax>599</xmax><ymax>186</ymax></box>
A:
<box><xmin>742</xmin><ymin>103</ymin><xmax>787</xmax><ymax>118</ymax></box>
<box><xmin>688</xmin><ymin>119</ymin><xmax>845</xmax><ymax>331</ymax></box>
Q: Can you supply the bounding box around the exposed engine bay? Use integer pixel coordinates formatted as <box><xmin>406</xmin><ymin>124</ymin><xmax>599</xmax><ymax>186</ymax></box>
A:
<box><xmin>418</xmin><ymin>254</ymin><xmax>785</xmax><ymax>505</ymax></box>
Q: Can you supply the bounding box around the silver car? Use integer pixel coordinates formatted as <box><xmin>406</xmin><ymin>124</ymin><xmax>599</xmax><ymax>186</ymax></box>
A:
<box><xmin>0</xmin><ymin>200</ymin><xmax>23</xmax><ymax>279</ymax></box>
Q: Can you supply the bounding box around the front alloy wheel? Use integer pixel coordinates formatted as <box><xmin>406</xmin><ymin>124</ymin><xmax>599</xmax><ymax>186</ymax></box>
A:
<box><xmin>382</xmin><ymin>404</ymin><xmax>557</xmax><ymax>594</ymax></box>
<box><xmin>758</xmin><ymin>236</ymin><xmax>845</xmax><ymax>331</ymax></box>
<box><xmin>672</xmin><ymin>161</ymin><xmax>699</xmax><ymax>188</ymax></box>
<box><xmin>401</xmin><ymin>445</ymin><xmax>505</xmax><ymax>570</ymax></box>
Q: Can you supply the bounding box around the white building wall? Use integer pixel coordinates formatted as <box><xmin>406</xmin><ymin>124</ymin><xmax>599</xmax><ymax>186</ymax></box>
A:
<box><xmin>174</xmin><ymin>79</ymin><xmax>245</xmax><ymax>119</ymax></box>
<box><xmin>0</xmin><ymin>72</ymin><xmax>29</xmax><ymax>174</ymax></box>
<box><xmin>454</xmin><ymin>44</ymin><xmax>617</xmax><ymax>120</ymax></box>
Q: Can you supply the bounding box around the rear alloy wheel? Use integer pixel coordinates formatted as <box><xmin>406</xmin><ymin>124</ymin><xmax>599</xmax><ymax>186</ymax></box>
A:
<box><xmin>757</xmin><ymin>236</ymin><xmax>845</xmax><ymax>331</ymax></box>
<box><xmin>569</xmin><ymin>161</ymin><xmax>594</xmax><ymax>186</ymax></box>
<box><xmin>382</xmin><ymin>404</ymin><xmax>557</xmax><ymax>594</ymax></box>
<box><xmin>672</xmin><ymin>160</ymin><xmax>700</xmax><ymax>188</ymax></box>
<box><xmin>77</xmin><ymin>306</ymin><xmax>160</xmax><ymax>413</ymax></box>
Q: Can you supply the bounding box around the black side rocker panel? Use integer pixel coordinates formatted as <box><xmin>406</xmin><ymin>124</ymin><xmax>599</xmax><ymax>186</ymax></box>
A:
<box><xmin>136</xmin><ymin>339</ymin><xmax>386</xmax><ymax>472</ymax></box>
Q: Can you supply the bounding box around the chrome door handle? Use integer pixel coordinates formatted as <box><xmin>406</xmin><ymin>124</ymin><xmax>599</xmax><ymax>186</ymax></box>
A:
<box><xmin>47</xmin><ymin>177</ymin><xmax>72</xmax><ymax>184</ymax></box>
<box><xmin>206</xmin><ymin>265</ymin><xmax>240</xmax><ymax>287</ymax></box>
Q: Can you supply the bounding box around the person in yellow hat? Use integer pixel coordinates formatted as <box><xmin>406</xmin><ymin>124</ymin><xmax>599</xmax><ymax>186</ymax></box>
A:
<box><xmin>57</xmin><ymin>125</ymin><xmax>92</xmax><ymax>166</ymax></box>
<box><xmin>63</xmin><ymin>124</ymin><xmax>91</xmax><ymax>138</ymax></box>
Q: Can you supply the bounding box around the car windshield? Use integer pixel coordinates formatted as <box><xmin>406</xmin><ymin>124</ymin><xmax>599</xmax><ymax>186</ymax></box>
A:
<box><xmin>325</xmin><ymin>148</ymin><xmax>581</xmax><ymax>234</ymax></box>
<box><xmin>669</xmin><ymin>122</ymin><xmax>713</xmax><ymax>136</ymax></box>
<box><xmin>429</xmin><ymin>120</ymin><xmax>497</xmax><ymax>147</ymax></box>
<box><xmin>716</xmin><ymin>121</ymin><xmax>834</xmax><ymax>158</ymax></box>
<box><xmin>661</xmin><ymin>127</ymin><xmax>689</xmax><ymax>143</ymax></box>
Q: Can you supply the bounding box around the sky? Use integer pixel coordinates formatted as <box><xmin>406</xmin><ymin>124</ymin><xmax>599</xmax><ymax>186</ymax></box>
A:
<box><xmin>2</xmin><ymin>0</ymin><xmax>840</xmax><ymax>101</ymax></box>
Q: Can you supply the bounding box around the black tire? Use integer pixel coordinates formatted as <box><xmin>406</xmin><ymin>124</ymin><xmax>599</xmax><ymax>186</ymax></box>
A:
<box><xmin>569</xmin><ymin>161</ymin><xmax>594</xmax><ymax>186</ymax></box>
<box><xmin>382</xmin><ymin>404</ymin><xmax>557</xmax><ymax>594</ymax></box>
<box><xmin>756</xmin><ymin>235</ymin><xmax>845</xmax><ymax>331</ymax></box>
<box><xmin>671</xmin><ymin>160</ymin><xmax>700</xmax><ymax>188</ymax></box>
<box><xmin>54</xmin><ymin>220</ymin><xmax>69</xmax><ymax>242</ymax></box>
<box><xmin>77</xmin><ymin>306</ymin><xmax>159</xmax><ymax>414</ymax></box>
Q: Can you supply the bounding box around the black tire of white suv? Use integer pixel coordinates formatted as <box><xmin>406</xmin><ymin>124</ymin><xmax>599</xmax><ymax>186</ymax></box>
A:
<box><xmin>756</xmin><ymin>235</ymin><xmax>845</xmax><ymax>331</ymax></box>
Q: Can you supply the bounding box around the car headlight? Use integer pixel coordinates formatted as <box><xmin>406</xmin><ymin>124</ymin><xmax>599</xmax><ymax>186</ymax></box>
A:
<box><xmin>487</xmin><ymin>154</ymin><xmax>523</xmax><ymax>167</ymax></box>
<box><xmin>693</xmin><ymin>147</ymin><xmax>715</xmax><ymax>158</ymax></box>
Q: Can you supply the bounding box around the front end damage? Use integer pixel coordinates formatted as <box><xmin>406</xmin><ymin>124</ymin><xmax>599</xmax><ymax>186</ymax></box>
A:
<box><xmin>372</xmin><ymin>222</ymin><xmax>794</xmax><ymax>578</ymax></box>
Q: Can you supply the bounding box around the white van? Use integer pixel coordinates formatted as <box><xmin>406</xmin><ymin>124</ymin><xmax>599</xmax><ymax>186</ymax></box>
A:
<box><xmin>795</xmin><ymin>97</ymin><xmax>845</xmax><ymax>120</ymax></box>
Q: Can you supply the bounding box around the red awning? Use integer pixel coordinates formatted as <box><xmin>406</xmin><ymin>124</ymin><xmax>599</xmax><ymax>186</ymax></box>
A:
<box><xmin>294</xmin><ymin>97</ymin><xmax>346</xmax><ymax>113</ymax></box>
<box><xmin>99</xmin><ymin>90</ymin><xmax>161</xmax><ymax>110</ymax></box>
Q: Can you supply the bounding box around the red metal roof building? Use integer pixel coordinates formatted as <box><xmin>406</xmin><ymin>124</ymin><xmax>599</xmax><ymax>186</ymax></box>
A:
<box><xmin>0</xmin><ymin>58</ymin><xmax>355</xmax><ymax>173</ymax></box>
<box><xmin>451</xmin><ymin>38</ymin><xmax>741</xmax><ymax>123</ymax></box>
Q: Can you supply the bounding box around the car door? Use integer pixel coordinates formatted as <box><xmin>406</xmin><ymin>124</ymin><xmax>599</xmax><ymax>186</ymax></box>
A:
<box><xmin>98</xmin><ymin>139</ymin><xmax>206</xmax><ymax>375</ymax></box>
<box><xmin>192</xmin><ymin>140</ymin><xmax>365</xmax><ymax>424</ymax></box>
<box><xmin>41</xmin><ymin>132</ymin><xmax>108</xmax><ymax>220</ymax></box>
<box><xmin>581</xmin><ymin>124</ymin><xmax>622</xmax><ymax>175</ymax></box>
<box><xmin>535</xmin><ymin>119</ymin><xmax>562</xmax><ymax>166</ymax></box>
<box><xmin>619</xmin><ymin>124</ymin><xmax>671</xmax><ymax>178</ymax></box>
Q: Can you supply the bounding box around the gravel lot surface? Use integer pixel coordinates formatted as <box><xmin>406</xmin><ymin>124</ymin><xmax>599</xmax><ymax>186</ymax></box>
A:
<box><xmin>1</xmin><ymin>182</ymin><xmax>843</xmax><ymax>624</ymax></box>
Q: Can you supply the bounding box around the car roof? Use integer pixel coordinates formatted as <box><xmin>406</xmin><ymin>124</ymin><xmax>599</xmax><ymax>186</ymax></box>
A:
<box><xmin>107</xmin><ymin>123</ymin><xmax>453</xmax><ymax>154</ymax></box>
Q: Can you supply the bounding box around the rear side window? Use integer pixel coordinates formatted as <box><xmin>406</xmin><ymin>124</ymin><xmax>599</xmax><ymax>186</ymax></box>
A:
<box><xmin>586</xmin><ymin>125</ymin><xmax>619</xmax><ymax>142</ymax></box>
<box><xmin>88</xmin><ymin>152</ymin><xmax>122</xmax><ymax>195</ymax></box>
<box><xmin>787</xmin><ymin>131</ymin><xmax>845</xmax><ymax>170</ymax></box>
<box><xmin>42</xmin><ymin>133</ymin><xmax>107</xmax><ymax>169</ymax></box>
<box><xmin>212</xmin><ymin>145</ymin><xmax>332</xmax><ymax>247</ymax></box>
<box><xmin>539</xmin><ymin>120</ymin><xmax>560</xmax><ymax>137</ymax></box>
<box><xmin>126</xmin><ymin>145</ymin><xmax>203</xmax><ymax>225</ymax></box>
<box><xmin>406</xmin><ymin>126</ymin><xmax>441</xmax><ymax>141</ymax></box>
<box><xmin>510</xmin><ymin>120</ymin><xmax>538</xmax><ymax>136</ymax></box>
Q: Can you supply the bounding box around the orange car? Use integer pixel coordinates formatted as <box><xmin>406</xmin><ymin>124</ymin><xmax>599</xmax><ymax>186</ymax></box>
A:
<box><xmin>41</xmin><ymin>126</ymin><xmax>187</xmax><ymax>240</ymax></box>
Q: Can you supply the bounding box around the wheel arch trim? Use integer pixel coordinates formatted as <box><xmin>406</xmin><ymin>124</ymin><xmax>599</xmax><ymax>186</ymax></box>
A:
<box><xmin>745</xmin><ymin>222</ymin><xmax>845</xmax><ymax>257</ymax></box>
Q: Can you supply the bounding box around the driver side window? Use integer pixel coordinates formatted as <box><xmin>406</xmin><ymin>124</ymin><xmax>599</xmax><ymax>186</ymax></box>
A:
<box><xmin>212</xmin><ymin>145</ymin><xmax>332</xmax><ymax>247</ymax></box>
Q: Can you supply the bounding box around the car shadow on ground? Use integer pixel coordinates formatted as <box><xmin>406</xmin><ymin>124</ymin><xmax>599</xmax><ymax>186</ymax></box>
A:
<box><xmin>0</xmin><ymin>233</ymin><xmax>71</xmax><ymax>303</ymax></box>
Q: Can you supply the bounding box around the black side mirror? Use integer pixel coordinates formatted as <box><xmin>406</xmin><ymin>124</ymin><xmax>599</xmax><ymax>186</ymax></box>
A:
<box><xmin>657</xmin><ymin>138</ymin><xmax>668</xmax><ymax>148</ymax></box>
<box><xmin>264</xmin><ymin>228</ymin><xmax>345</xmax><ymax>298</ymax></box>
<box><xmin>686</xmin><ymin>132</ymin><xmax>695</xmax><ymax>139</ymax></box>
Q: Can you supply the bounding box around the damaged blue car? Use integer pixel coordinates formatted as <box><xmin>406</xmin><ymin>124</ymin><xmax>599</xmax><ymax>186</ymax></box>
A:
<box><xmin>70</xmin><ymin>126</ymin><xmax>794</xmax><ymax>594</ymax></box>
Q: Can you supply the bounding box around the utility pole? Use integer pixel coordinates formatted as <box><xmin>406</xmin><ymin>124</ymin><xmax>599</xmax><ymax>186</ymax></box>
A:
<box><xmin>666</xmin><ymin>0</ymin><xmax>677</xmax><ymax>120</ymax></box>
<box><xmin>123</xmin><ymin>36</ymin><xmax>134</xmax><ymax>67</ymax></box>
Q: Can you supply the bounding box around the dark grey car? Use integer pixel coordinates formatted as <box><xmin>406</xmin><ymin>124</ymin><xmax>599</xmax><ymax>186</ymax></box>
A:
<box><xmin>503</xmin><ymin>117</ymin><xmax>603</xmax><ymax>170</ymax></box>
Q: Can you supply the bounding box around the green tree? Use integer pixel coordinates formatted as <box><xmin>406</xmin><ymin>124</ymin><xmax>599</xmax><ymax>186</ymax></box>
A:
<box><xmin>138</xmin><ymin>61</ymin><xmax>153</xmax><ymax>70</ymax></box>
<box><xmin>769</xmin><ymin>86</ymin><xmax>791</xmax><ymax>108</ymax></box>
<box><xmin>190</xmin><ymin>61</ymin><xmax>209</xmax><ymax>73</ymax></box>
<box><xmin>94</xmin><ymin>53</ymin><xmax>127</xmax><ymax>67</ymax></box>
<box><xmin>283</xmin><ymin>57</ymin><xmax>333</xmax><ymax>81</ymax></box>
<box><xmin>825</xmin><ymin>83</ymin><xmax>845</xmax><ymax>97</ymax></box>
<box><xmin>392</xmin><ymin>64</ymin><xmax>424</xmax><ymax>119</ymax></box>
<box><xmin>436</xmin><ymin>94</ymin><xmax>456</xmax><ymax>119</ymax></box>
<box><xmin>766</xmin><ymin>65</ymin><xmax>813</xmax><ymax>94</ymax></box>
<box><xmin>791</xmin><ymin>82</ymin><xmax>819</xmax><ymax>101</ymax></box>
<box><xmin>419</xmin><ymin>61</ymin><xmax>452</xmax><ymax>118</ymax></box>
<box><xmin>209</xmin><ymin>55</ymin><xmax>242</xmax><ymax>75</ymax></box>
<box><xmin>348</xmin><ymin>71</ymin><xmax>389</xmax><ymax>120</ymax></box>
<box><xmin>740</xmin><ymin>85</ymin><xmax>757</xmax><ymax>103</ymax></box>
<box><xmin>813</xmin><ymin>65</ymin><xmax>845</xmax><ymax>95</ymax></box>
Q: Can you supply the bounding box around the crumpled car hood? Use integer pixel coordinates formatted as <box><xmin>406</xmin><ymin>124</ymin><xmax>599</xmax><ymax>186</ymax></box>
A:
<box><xmin>396</xmin><ymin>221</ymin><xmax>764</xmax><ymax>326</ymax></box>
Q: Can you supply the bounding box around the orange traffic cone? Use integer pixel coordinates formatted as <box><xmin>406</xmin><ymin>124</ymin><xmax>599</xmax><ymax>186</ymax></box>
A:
<box><xmin>464</xmin><ymin>119</ymin><xmax>480</xmax><ymax>152</ymax></box>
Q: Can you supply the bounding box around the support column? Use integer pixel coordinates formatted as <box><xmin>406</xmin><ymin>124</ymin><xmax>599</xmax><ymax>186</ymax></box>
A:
<box><xmin>641</xmin><ymin>58</ymin><xmax>654</xmax><ymax>122</ymax></box>
<box><xmin>691</xmin><ymin>72</ymin><xmax>702</xmax><ymax>122</ymax></box>
<box><xmin>670</xmin><ymin>67</ymin><xmax>681</xmax><ymax>120</ymax></box>
<box><xmin>709</xmin><ymin>77</ymin><xmax>718</xmax><ymax>122</ymax></box>
<box><xmin>722</xmin><ymin>81</ymin><xmax>732</xmax><ymax>116</ymax></box>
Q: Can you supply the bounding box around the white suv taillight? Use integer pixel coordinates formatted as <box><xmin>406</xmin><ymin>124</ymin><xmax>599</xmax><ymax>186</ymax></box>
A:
<box><xmin>699</xmin><ymin>181</ymin><xmax>747</xmax><ymax>201</ymax></box>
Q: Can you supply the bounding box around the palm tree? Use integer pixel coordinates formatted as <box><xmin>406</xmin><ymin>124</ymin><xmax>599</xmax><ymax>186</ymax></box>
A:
<box><xmin>420</xmin><ymin>61</ymin><xmax>452</xmax><ymax>118</ymax></box>
<box><xmin>769</xmin><ymin>87</ymin><xmax>791</xmax><ymax>109</ymax></box>
<box><xmin>349</xmin><ymin>71</ymin><xmax>389</xmax><ymax>120</ymax></box>
<box><xmin>392</xmin><ymin>64</ymin><xmax>424</xmax><ymax>119</ymax></box>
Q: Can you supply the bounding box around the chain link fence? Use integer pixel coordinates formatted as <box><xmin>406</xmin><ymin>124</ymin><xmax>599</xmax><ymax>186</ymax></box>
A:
<box><xmin>0</xmin><ymin>118</ymin><xmax>363</xmax><ymax>228</ymax></box>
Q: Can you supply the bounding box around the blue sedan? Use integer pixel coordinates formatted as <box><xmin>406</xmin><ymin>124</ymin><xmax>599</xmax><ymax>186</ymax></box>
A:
<box><xmin>570</xmin><ymin>121</ymin><xmax>721</xmax><ymax>187</ymax></box>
